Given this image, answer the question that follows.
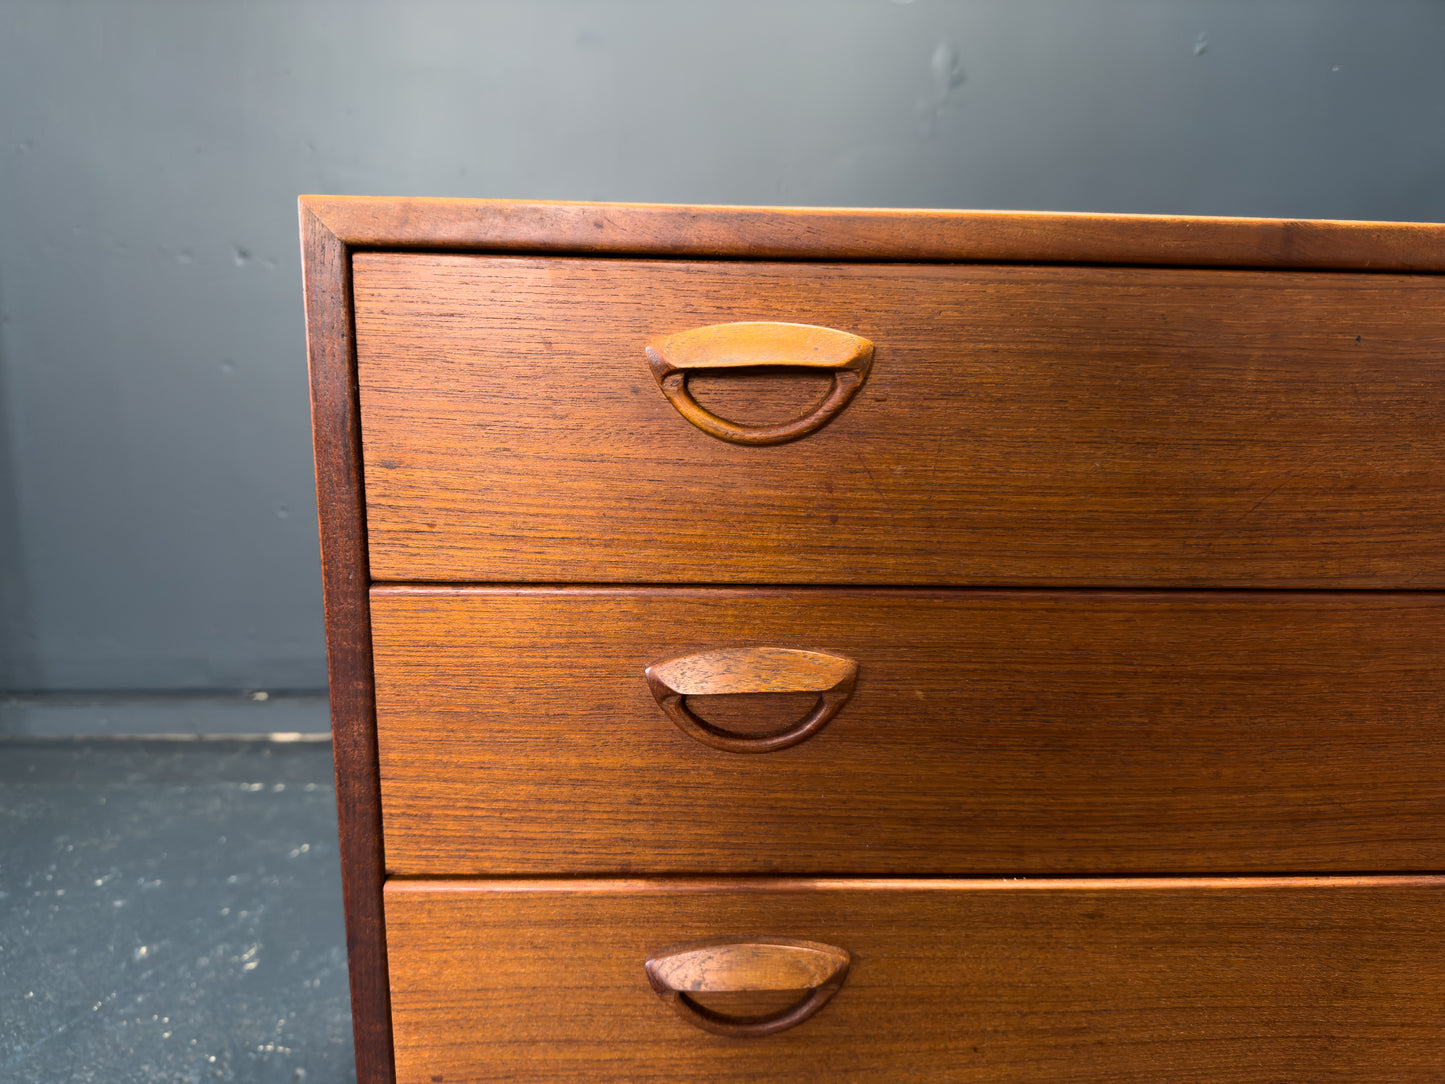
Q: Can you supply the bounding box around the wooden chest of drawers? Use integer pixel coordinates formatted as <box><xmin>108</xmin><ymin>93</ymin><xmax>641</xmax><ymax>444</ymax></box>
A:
<box><xmin>301</xmin><ymin>197</ymin><xmax>1445</xmax><ymax>1082</ymax></box>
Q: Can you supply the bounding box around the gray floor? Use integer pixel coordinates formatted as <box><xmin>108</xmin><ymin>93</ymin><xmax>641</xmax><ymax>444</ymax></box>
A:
<box><xmin>0</xmin><ymin>738</ymin><xmax>355</xmax><ymax>1083</ymax></box>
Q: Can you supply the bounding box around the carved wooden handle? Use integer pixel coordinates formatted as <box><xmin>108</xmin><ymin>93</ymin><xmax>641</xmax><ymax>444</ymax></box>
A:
<box><xmin>644</xmin><ymin>937</ymin><xmax>851</xmax><ymax>1038</ymax></box>
<box><xmin>644</xmin><ymin>646</ymin><xmax>858</xmax><ymax>753</ymax></box>
<box><xmin>645</xmin><ymin>322</ymin><xmax>874</xmax><ymax>445</ymax></box>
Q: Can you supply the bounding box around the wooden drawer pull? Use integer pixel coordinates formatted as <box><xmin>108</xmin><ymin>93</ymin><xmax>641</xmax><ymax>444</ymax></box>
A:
<box><xmin>645</xmin><ymin>321</ymin><xmax>874</xmax><ymax>445</ymax></box>
<box><xmin>644</xmin><ymin>646</ymin><xmax>859</xmax><ymax>753</ymax></box>
<box><xmin>644</xmin><ymin>937</ymin><xmax>851</xmax><ymax>1038</ymax></box>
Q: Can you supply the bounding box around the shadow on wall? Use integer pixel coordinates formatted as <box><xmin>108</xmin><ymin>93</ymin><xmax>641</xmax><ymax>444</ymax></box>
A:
<box><xmin>0</xmin><ymin>278</ymin><xmax>40</xmax><ymax>691</ymax></box>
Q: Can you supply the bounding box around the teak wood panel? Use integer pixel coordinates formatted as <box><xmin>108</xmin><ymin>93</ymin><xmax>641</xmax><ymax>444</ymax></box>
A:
<box><xmin>302</xmin><ymin>194</ymin><xmax>1445</xmax><ymax>271</ymax></box>
<box><xmin>371</xmin><ymin>587</ymin><xmax>1445</xmax><ymax>875</ymax></box>
<box><xmin>354</xmin><ymin>255</ymin><xmax>1445</xmax><ymax>587</ymax></box>
<box><xmin>384</xmin><ymin>876</ymin><xmax>1445</xmax><ymax>1083</ymax></box>
<box><xmin>299</xmin><ymin>204</ymin><xmax>393</xmax><ymax>1082</ymax></box>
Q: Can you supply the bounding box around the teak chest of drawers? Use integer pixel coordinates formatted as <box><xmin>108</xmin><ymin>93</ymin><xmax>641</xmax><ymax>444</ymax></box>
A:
<box><xmin>301</xmin><ymin>197</ymin><xmax>1445</xmax><ymax>1083</ymax></box>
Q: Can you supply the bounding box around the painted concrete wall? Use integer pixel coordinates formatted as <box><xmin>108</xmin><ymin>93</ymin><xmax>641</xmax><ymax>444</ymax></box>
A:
<box><xmin>2</xmin><ymin>0</ymin><xmax>1444</xmax><ymax>692</ymax></box>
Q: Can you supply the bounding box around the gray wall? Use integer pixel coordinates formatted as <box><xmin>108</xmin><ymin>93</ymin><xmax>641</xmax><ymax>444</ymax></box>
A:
<box><xmin>2</xmin><ymin>0</ymin><xmax>1444</xmax><ymax>693</ymax></box>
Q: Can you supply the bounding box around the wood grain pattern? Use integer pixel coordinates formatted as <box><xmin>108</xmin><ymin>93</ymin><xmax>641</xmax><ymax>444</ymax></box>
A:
<box><xmin>355</xmin><ymin>255</ymin><xmax>1445</xmax><ymax>587</ymax></box>
<box><xmin>301</xmin><ymin>194</ymin><xmax>1445</xmax><ymax>271</ymax></box>
<box><xmin>299</xmin><ymin>203</ymin><xmax>394</xmax><ymax>1083</ymax></box>
<box><xmin>384</xmin><ymin>876</ymin><xmax>1445</xmax><ymax>1083</ymax></box>
<box><xmin>371</xmin><ymin>587</ymin><xmax>1445</xmax><ymax>875</ymax></box>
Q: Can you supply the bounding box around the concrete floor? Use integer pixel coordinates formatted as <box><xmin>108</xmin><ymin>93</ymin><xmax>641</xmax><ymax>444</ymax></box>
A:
<box><xmin>0</xmin><ymin>739</ymin><xmax>355</xmax><ymax>1083</ymax></box>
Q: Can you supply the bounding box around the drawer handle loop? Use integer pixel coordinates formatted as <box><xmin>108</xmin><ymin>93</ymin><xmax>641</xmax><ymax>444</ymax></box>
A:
<box><xmin>645</xmin><ymin>936</ymin><xmax>851</xmax><ymax>1038</ymax></box>
<box><xmin>645</xmin><ymin>322</ymin><xmax>874</xmax><ymax>445</ymax></box>
<box><xmin>644</xmin><ymin>646</ymin><xmax>858</xmax><ymax>753</ymax></box>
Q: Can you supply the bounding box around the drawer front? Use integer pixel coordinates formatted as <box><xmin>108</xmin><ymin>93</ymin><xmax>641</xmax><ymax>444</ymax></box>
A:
<box><xmin>372</xmin><ymin>587</ymin><xmax>1445</xmax><ymax>875</ymax></box>
<box><xmin>385</xmin><ymin>876</ymin><xmax>1445</xmax><ymax>1083</ymax></box>
<box><xmin>355</xmin><ymin>254</ymin><xmax>1445</xmax><ymax>587</ymax></box>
